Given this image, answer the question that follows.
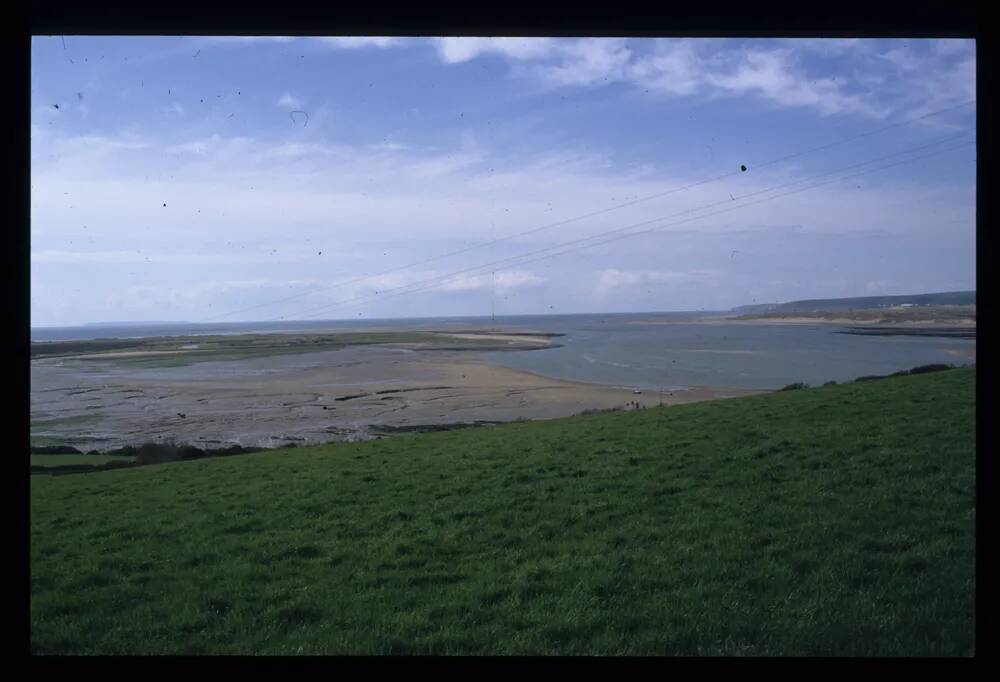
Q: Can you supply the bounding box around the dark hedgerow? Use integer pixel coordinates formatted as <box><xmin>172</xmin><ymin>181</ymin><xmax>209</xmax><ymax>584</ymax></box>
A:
<box><xmin>29</xmin><ymin>445</ymin><xmax>83</xmax><ymax>455</ymax></box>
<box><xmin>908</xmin><ymin>364</ymin><xmax>953</xmax><ymax>375</ymax></box>
<box><xmin>779</xmin><ymin>382</ymin><xmax>809</xmax><ymax>391</ymax></box>
<box><xmin>862</xmin><ymin>364</ymin><xmax>955</xmax><ymax>383</ymax></box>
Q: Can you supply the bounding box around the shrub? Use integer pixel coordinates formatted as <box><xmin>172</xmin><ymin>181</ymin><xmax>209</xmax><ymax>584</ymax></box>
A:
<box><xmin>823</xmin><ymin>381</ymin><xmax>838</xmax><ymax>386</ymax></box>
<box><xmin>855</xmin><ymin>375</ymin><xmax>887</xmax><ymax>382</ymax></box>
<box><xmin>212</xmin><ymin>444</ymin><xmax>264</xmax><ymax>456</ymax></box>
<box><xmin>779</xmin><ymin>382</ymin><xmax>809</xmax><ymax>391</ymax></box>
<box><xmin>135</xmin><ymin>440</ymin><xmax>201</xmax><ymax>465</ymax></box>
<box><xmin>908</xmin><ymin>364</ymin><xmax>953</xmax><ymax>375</ymax></box>
<box><xmin>177</xmin><ymin>444</ymin><xmax>207</xmax><ymax>460</ymax></box>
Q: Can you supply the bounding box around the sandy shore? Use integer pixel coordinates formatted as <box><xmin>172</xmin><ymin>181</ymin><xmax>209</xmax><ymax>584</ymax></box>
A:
<box><xmin>30</xmin><ymin>345</ymin><xmax>763</xmax><ymax>452</ymax></box>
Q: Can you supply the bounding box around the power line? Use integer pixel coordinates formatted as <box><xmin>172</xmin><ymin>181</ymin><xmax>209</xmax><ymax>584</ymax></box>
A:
<box><xmin>276</xmin><ymin>134</ymin><xmax>974</xmax><ymax>320</ymax></box>
<box><xmin>271</xmin><ymin>134</ymin><xmax>974</xmax><ymax>321</ymax></box>
<box><xmin>199</xmin><ymin>99</ymin><xmax>974</xmax><ymax>323</ymax></box>
<box><xmin>315</xmin><ymin>138</ymin><xmax>975</xmax><ymax>319</ymax></box>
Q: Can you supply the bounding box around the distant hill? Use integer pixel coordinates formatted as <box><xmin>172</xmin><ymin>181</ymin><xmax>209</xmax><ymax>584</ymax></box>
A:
<box><xmin>732</xmin><ymin>291</ymin><xmax>975</xmax><ymax>314</ymax></box>
<box><xmin>81</xmin><ymin>321</ymin><xmax>192</xmax><ymax>327</ymax></box>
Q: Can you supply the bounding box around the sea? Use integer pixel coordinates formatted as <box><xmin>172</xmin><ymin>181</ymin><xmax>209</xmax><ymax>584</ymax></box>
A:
<box><xmin>31</xmin><ymin>312</ymin><xmax>975</xmax><ymax>391</ymax></box>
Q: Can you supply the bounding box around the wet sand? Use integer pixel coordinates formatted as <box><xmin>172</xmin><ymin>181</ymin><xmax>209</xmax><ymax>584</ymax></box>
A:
<box><xmin>31</xmin><ymin>345</ymin><xmax>763</xmax><ymax>452</ymax></box>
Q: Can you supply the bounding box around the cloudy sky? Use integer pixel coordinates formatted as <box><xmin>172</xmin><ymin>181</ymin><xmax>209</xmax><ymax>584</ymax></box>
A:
<box><xmin>31</xmin><ymin>37</ymin><xmax>976</xmax><ymax>326</ymax></box>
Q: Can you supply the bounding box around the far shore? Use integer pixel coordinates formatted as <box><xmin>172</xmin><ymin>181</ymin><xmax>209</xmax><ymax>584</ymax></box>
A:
<box><xmin>700</xmin><ymin>316</ymin><xmax>976</xmax><ymax>327</ymax></box>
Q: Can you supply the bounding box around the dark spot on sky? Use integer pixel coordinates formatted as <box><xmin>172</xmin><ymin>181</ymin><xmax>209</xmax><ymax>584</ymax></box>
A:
<box><xmin>740</xmin><ymin>164</ymin><xmax>747</xmax><ymax>172</ymax></box>
<box><xmin>76</xmin><ymin>92</ymin><xmax>84</xmax><ymax>101</ymax></box>
<box><xmin>194</xmin><ymin>49</ymin><xmax>201</xmax><ymax>58</ymax></box>
<box><xmin>290</xmin><ymin>110</ymin><xmax>309</xmax><ymax>127</ymax></box>
<box><xmin>163</xmin><ymin>203</ymin><xmax>167</xmax><ymax>207</ymax></box>
<box><xmin>52</xmin><ymin>104</ymin><xmax>59</xmax><ymax>109</ymax></box>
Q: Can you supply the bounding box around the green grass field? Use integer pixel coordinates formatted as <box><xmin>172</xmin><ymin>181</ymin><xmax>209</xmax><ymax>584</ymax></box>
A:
<box><xmin>30</xmin><ymin>368</ymin><xmax>975</xmax><ymax>655</ymax></box>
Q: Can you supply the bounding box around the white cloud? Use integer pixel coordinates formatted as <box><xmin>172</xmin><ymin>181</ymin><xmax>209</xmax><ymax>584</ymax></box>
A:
<box><xmin>432</xmin><ymin>270</ymin><xmax>545</xmax><ymax>293</ymax></box>
<box><xmin>202</xmin><ymin>36</ymin><xmax>297</xmax><ymax>44</ymax></box>
<box><xmin>434</xmin><ymin>37</ymin><xmax>557</xmax><ymax>63</ymax></box>
<box><xmin>277</xmin><ymin>92</ymin><xmax>304</xmax><ymax>109</ymax></box>
<box><xmin>324</xmin><ymin>36</ymin><xmax>405</xmax><ymax>49</ymax></box>
<box><xmin>702</xmin><ymin>48</ymin><xmax>890</xmax><ymax>118</ymax></box>
<box><xmin>414</xmin><ymin>38</ymin><xmax>975</xmax><ymax>120</ymax></box>
<box><xmin>625</xmin><ymin>41</ymin><xmax>703</xmax><ymax>95</ymax></box>
<box><xmin>595</xmin><ymin>268</ymin><xmax>716</xmax><ymax>296</ymax></box>
<box><xmin>531</xmin><ymin>39</ymin><xmax>632</xmax><ymax>87</ymax></box>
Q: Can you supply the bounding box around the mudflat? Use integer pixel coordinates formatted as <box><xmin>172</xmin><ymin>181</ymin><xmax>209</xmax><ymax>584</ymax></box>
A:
<box><xmin>30</xmin><ymin>339</ymin><xmax>761</xmax><ymax>451</ymax></box>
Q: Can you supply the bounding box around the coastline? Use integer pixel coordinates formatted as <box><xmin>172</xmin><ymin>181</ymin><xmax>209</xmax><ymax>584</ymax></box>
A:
<box><xmin>694</xmin><ymin>315</ymin><xmax>976</xmax><ymax>328</ymax></box>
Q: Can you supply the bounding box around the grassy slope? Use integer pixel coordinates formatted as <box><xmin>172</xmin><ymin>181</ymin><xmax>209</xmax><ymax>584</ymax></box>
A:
<box><xmin>30</xmin><ymin>368</ymin><xmax>976</xmax><ymax>655</ymax></box>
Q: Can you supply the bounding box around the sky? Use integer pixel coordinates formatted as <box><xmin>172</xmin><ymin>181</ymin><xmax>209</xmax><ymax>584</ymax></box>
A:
<box><xmin>30</xmin><ymin>36</ymin><xmax>976</xmax><ymax>326</ymax></box>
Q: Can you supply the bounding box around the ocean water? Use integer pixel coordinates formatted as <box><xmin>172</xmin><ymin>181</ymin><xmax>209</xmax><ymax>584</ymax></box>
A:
<box><xmin>31</xmin><ymin>312</ymin><xmax>975</xmax><ymax>391</ymax></box>
<box><xmin>480</xmin><ymin>315</ymin><xmax>975</xmax><ymax>390</ymax></box>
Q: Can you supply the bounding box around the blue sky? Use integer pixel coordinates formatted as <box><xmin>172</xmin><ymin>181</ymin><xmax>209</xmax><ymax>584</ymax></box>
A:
<box><xmin>30</xmin><ymin>37</ymin><xmax>976</xmax><ymax>325</ymax></box>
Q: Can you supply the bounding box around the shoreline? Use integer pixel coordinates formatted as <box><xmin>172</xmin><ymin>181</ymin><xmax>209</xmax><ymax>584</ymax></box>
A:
<box><xmin>694</xmin><ymin>315</ymin><xmax>976</xmax><ymax>327</ymax></box>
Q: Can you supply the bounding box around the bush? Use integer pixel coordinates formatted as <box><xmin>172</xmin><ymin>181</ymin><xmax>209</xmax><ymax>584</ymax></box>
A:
<box><xmin>779</xmin><ymin>382</ymin><xmax>809</xmax><ymax>391</ymax></box>
<box><xmin>908</xmin><ymin>364</ymin><xmax>953</xmax><ymax>375</ymax></box>
<box><xmin>823</xmin><ymin>381</ymin><xmax>838</xmax><ymax>386</ymax></box>
<box><xmin>177</xmin><ymin>444</ymin><xmax>207</xmax><ymax>460</ymax></box>
<box><xmin>212</xmin><ymin>444</ymin><xmax>264</xmax><ymax>457</ymax></box>
<box><xmin>135</xmin><ymin>440</ymin><xmax>207</xmax><ymax>465</ymax></box>
<box><xmin>855</xmin><ymin>375</ymin><xmax>887</xmax><ymax>382</ymax></box>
